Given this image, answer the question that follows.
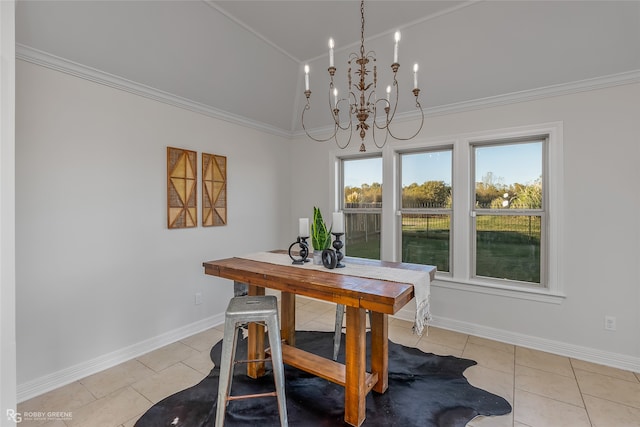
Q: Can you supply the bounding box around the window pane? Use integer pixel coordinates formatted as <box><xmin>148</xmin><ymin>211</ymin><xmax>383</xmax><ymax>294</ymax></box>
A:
<box><xmin>475</xmin><ymin>215</ymin><xmax>541</xmax><ymax>283</ymax></box>
<box><xmin>343</xmin><ymin>157</ymin><xmax>382</xmax><ymax>208</ymax></box>
<box><xmin>401</xmin><ymin>150</ymin><xmax>452</xmax><ymax>208</ymax></box>
<box><xmin>345</xmin><ymin>213</ymin><xmax>381</xmax><ymax>260</ymax></box>
<box><xmin>402</xmin><ymin>213</ymin><xmax>450</xmax><ymax>272</ymax></box>
<box><xmin>475</xmin><ymin>142</ymin><xmax>543</xmax><ymax>209</ymax></box>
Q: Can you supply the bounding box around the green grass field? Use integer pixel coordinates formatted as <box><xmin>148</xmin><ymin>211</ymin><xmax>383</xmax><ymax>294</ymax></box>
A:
<box><xmin>345</xmin><ymin>214</ymin><xmax>541</xmax><ymax>284</ymax></box>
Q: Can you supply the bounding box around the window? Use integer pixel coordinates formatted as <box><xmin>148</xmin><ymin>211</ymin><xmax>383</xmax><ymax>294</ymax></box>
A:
<box><xmin>340</xmin><ymin>156</ymin><xmax>382</xmax><ymax>260</ymax></box>
<box><xmin>399</xmin><ymin>149</ymin><xmax>452</xmax><ymax>273</ymax></box>
<box><xmin>472</xmin><ymin>138</ymin><xmax>546</xmax><ymax>285</ymax></box>
<box><xmin>333</xmin><ymin>122</ymin><xmax>562</xmax><ymax>298</ymax></box>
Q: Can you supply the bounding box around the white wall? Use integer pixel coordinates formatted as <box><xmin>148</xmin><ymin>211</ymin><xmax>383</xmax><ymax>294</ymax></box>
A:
<box><xmin>1</xmin><ymin>0</ymin><xmax>17</xmax><ymax>423</ymax></box>
<box><xmin>291</xmin><ymin>83</ymin><xmax>640</xmax><ymax>370</ymax></box>
<box><xmin>13</xmin><ymin>57</ymin><xmax>640</xmax><ymax>403</ymax></box>
<box><xmin>15</xmin><ymin>60</ymin><xmax>293</xmax><ymax>397</ymax></box>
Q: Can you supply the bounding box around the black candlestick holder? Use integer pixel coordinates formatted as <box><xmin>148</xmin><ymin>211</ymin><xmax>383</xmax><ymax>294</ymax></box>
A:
<box><xmin>332</xmin><ymin>233</ymin><xmax>345</xmax><ymax>268</ymax></box>
<box><xmin>288</xmin><ymin>236</ymin><xmax>310</xmax><ymax>264</ymax></box>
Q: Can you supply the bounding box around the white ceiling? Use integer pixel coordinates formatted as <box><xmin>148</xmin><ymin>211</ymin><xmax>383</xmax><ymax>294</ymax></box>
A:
<box><xmin>210</xmin><ymin>1</ymin><xmax>468</xmax><ymax>62</ymax></box>
<box><xmin>15</xmin><ymin>1</ymin><xmax>640</xmax><ymax>137</ymax></box>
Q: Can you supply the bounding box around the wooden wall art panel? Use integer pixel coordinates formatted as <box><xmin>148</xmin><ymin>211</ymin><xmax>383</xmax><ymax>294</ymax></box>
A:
<box><xmin>202</xmin><ymin>153</ymin><xmax>227</xmax><ymax>226</ymax></box>
<box><xmin>167</xmin><ymin>147</ymin><xmax>197</xmax><ymax>229</ymax></box>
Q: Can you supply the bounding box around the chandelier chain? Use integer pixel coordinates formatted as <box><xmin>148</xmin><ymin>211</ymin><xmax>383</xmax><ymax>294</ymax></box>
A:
<box><xmin>360</xmin><ymin>0</ymin><xmax>366</xmax><ymax>59</ymax></box>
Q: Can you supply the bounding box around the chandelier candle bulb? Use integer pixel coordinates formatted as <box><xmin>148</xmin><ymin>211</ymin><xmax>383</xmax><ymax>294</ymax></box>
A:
<box><xmin>329</xmin><ymin>38</ymin><xmax>335</xmax><ymax>67</ymax></box>
<box><xmin>299</xmin><ymin>218</ymin><xmax>309</xmax><ymax>238</ymax></box>
<box><xmin>304</xmin><ymin>64</ymin><xmax>310</xmax><ymax>91</ymax></box>
<box><xmin>394</xmin><ymin>31</ymin><xmax>401</xmax><ymax>63</ymax></box>
<box><xmin>386</xmin><ymin>85</ymin><xmax>391</xmax><ymax>102</ymax></box>
<box><xmin>413</xmin><ymin>63</ymin><xmax>419</xmax><ymax>89</ymax></box>
<box><xmin>333</xmin><ymin>88</ymin><xmax>338</xmax><ymax>108</ymax></box>
<box><xmin>332</xmin><ymin>212</ymin><xmax>344</xmax><ymax>234</ymax></box>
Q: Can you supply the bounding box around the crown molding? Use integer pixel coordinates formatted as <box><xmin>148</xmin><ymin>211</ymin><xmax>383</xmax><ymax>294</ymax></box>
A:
<box><xmin>422</xmin><ymin>69</ymin><xmax>640</xmax><ymax>118</ymax></box>
<box><xmin>17</xmin><ymin>43</ymin><xmax>639</xmax><ymax>140</ymax></box>
<box><xmin>293</xmin><ymin>69</ymin><xmax>640</xmax><ymax>137</ymax></box>
<box><xmin>16</xmin><ymin>44</ymin><xmax>292</xmax><ymax>139</ymax></box>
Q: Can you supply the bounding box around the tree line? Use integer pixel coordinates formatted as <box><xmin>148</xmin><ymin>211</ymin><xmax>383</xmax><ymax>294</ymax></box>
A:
<box><xmin>345</xmin><ymin>173</ymin><xmax>542</xmax><ymax>210</ymax></box>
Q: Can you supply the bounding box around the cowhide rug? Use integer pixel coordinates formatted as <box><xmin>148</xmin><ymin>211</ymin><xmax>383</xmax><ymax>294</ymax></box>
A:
<box><xmin>135</xmin><ymin>330</ymin><xmax>511</xmax><ymax>426</ymax></box>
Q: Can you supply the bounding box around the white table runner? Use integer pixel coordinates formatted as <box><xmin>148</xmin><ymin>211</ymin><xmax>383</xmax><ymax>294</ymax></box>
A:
<box><xmin>238</xmin><ymin>252</ymin><xmax>431</xmax><ymax>336</ymax></box>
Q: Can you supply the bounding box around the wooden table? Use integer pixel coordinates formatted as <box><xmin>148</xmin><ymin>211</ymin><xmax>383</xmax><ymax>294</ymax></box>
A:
<box><xmin>203</xmin><ymin>252</ymin><xmax>435</xmax><ymax>427</ymax></box>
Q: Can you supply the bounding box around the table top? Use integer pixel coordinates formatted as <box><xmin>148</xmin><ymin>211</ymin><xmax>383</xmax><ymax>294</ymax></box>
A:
<box><xmin>203</xmin><ymin>251</ymin><xmax>435</xmax><ymax>315</ymax></box>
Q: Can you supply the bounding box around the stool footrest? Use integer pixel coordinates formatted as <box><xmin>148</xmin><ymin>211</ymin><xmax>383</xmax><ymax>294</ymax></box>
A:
<box><xmin>227</xmin><ymin>391</ymin><xmax>278</xmax><ymax>401</ymax></box>
<box><xmin>234</xmin><ymin>358</ymin><xmax>272</xmax><ymax>365</ymax></box>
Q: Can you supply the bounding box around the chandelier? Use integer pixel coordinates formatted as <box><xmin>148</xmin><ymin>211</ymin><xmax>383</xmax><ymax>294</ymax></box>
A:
<box><xmin>301</xmin><ymin>0</ymin><xmax>424</xmax><ymax>152</ymax></box>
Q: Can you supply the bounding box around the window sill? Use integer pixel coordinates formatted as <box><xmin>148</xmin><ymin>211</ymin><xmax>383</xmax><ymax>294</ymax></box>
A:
<box><xmin>433</xmin><ymin>276</ymin><xmax>566</xmax><ymax>304</ymax></box>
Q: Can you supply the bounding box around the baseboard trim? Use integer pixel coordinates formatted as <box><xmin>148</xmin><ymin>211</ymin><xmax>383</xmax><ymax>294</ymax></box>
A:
<box><xmin>393</xmin><ymin>311</ymin><xmax>640</xmax><ymax>373</ymax></box>
<box><xmin>19</xmin><ymin>305</ymin><xmax>639</xmax><ymax>402</ymax></box>
<box><xmin>17</xmin><ymin>313</ymin><xmax>225</xmax><ymax>403</ymax></box>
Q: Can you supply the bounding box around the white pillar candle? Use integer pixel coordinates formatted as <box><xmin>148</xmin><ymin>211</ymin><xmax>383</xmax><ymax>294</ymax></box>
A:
<box><xmin>332</xmin><ymin>212</ymin><xmax>344</xmax><ymax>234</ymax></box>
<box><xmin>413</xmin><ymin>63</ymin><xmax>419</xmax><ymax>89</ymax></box>
<box><xmin>329</xmin><ymin>38</ymin><xmax>335</xmax><ymax>67</ymax></box>
<box><xmin>393</xmin><ymin>31</ymin><xmax>401</xmax><ymax>63</ymax></box>
<box><xmin>299</xmin><ymin>218</ymin><xmax>309</xmax><ymax>237</ymax></box>
<box><xmin>304</xmin><ymin>64</ymin><xmax>310</xmax><ymax>91</ymax></box>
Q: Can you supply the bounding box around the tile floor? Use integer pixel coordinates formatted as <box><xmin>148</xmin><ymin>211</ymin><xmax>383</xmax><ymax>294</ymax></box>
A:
<box><xmin>17</xmin><ymin>297</ymin><xmax>640</xmax><ymax>427</ymax></box>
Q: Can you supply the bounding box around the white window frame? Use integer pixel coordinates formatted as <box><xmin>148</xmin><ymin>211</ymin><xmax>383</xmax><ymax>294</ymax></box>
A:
<box><xmin>470</xmin><ymin>136</ymin><xmax>548</xmax><ymax>287</ymax></box>
<box><xmin>397</xmin><ymin>146</ymin><xmax>454</xmax><ymax>275</ymax></box>
<box><xmin>389</xmin><ymin>122</ymin><xmax>565</xmax><ymax>303</ymax></box>
<box><xmin>337</xmin><ymin>154</ymin><xmax>384</xmax><ymax>259</ymax></box>
<box><xmin>330</xmin><ymin>122</ymin><xmax>564</xmax><ymax>303</ymax></box>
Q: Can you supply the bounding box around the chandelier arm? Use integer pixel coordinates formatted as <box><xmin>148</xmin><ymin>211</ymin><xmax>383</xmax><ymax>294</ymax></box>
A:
<box><xmin>333</xmin><ymin>122</ymin><xmax>354</xmax><ymax>150</ymax></box>
<box><xmin>334</xmin><ymin>98</ymin><xmax>354</xmax><ymax>131</ymax></box>
<box><xmin>371</xmin><ymin>98</ymin><xmax>391</xmax><ymax>130</ymax></box>
<box><xmin>348</xmin><ymin>91</ymin><xmax>358</xmax><ymax>114</ymax></box>
<box><xmin>301</xmin><ymin>102</ymin><xmax>341</xmax><ymax>143</ymax></box>
<box><xmin>372</xmin><ymin>79</ymin><xmax>400</xmax><ymax>130</ymax></box>
<box><xmin>385</xmin><ymin>101</ymin><xmax>425</xmax><ymax>141</ymax></box>
<box><xmin>366</xmin><ymin>89</ymin><xmax>377</xmax><ymax>110</ymax></box>
<box><xmin>371</xmin><ymin>118</ymin><xmax>390</xmax><ymax>149</ymax></box>
<box><xmin>385</xmin><ymin>78</ymin><xmax>401</xmax><ymax>124</ymax></box>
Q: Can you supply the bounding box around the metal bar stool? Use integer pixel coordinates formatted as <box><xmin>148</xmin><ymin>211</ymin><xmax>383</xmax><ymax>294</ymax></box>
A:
<box><xmin>215</xmin><ymin>295</ymin><xmax>288</xmax><ymax>427</ymax></box>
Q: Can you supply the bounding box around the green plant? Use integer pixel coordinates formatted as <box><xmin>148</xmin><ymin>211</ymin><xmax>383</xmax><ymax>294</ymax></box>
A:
<box><xmin>311</xmin><ymin>207</ymin><xmax>332</xmax><ymax>250</ymax></box>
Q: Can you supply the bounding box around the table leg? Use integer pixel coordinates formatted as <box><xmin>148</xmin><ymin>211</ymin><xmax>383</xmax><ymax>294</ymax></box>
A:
<box><xmin>344</xmin><ymin>306</ymin><xmax>367</xmax><ymax>427</ymax></box>
<box><xmin>247</xmin><ymin>285</ymin><xmax>265</xmax><ymax>378</ymax></box>
<box><xmin>370</xmin><ymin>311</ymin><xmax>388</xmax><ymax>393</ymax></box>
<box><xmin>280</xmin><ymin>292</ymin><xmax>296</xmax><ymax>346</ymax></box>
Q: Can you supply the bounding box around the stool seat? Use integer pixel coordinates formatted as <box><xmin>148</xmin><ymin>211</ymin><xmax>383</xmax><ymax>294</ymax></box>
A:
<box><xmin>215</xmin><ymin>295</ymin><xmax>288</xmax><ymax>427</ymax></box>
<box><xmin>226</xmin><ymin>296</ymin><xmax>280</xmax><ymax>318</ymax></box>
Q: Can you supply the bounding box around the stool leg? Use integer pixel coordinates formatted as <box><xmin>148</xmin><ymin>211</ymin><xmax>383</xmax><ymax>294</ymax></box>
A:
<box><xmin>333</xmin><ymin>305</ymin><xmax>373</xmax><ymax>361</ymax></box>
<box><xmin>266</xmin><ymin>316</ymin><xmax>288</xmax><ymax>427</ymax></box>
<box><xmin>333</xmin><ymin>304</ymin><xmax>345</xmax><ymax>360</ymax></box>
<box><xmin>215</xmin><ymin>319</ymin><xmax>239</xmax><ymax>427</ymax></box>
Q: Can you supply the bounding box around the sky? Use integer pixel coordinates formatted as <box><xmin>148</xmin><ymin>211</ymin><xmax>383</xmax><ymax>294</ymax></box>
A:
<box><xmin>343</xmin><ymin>141</ymin><xmax>542</xmax><ymax>188</ymax></box>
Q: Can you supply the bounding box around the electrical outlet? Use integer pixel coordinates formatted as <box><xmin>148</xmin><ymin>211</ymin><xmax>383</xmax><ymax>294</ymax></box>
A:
<box><xmin>195</xmin><ymin>293</ymin><xmax>203</xmax><ymax>305</ymax></box>
<box><xmin>604</xmin><ymin>315</ymin><xmax>616</xmax><ymax>331</ymax></box>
